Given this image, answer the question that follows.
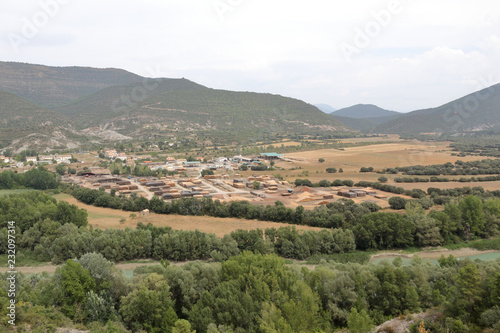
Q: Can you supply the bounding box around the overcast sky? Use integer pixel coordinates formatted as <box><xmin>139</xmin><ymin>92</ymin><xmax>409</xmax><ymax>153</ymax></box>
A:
<box><xmin>1</xmin><ymin>0</ymin><xmax>500</xmax><ymax>112</ymax></box>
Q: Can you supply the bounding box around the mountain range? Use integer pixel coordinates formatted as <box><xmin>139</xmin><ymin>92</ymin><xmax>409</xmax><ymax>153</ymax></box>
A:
<box><xmin>1</xmin><ymin>61</ymin><xmax>499</xmax><ymax>152</ymax></box>
<box><xmin>331</xmin><ymin>104</ymin><xmax>400</xmax><ymax>118</ymax></box>
<box><xmin>0</xmin><ymin>61</ymin><xmax>348</xmax><ymax>151</ymax></box>
<box><xmin>329</xmin><ymin>87</ymin><xmax>500</xmax><ymax>135</ymax></box>
<box><xmin>314</xmin><ymin>104</ymin><xmax>336</xmax><ymax>114</ymax></box>
<box><xmin>372</xmin><ymin>84</ymin><xmax>500</xmax><ymax>135</ymax></box>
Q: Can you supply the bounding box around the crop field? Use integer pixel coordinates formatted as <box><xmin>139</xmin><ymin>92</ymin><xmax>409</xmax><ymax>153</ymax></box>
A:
<box><xmin>263</xmin><ymin>140</ymin><xmax>492</xmax><ymax>184</ymax></box>
<box><xmin>53</xmin><ymin>194</ymin><xmax>323</xmax><ymax>236</ymax></box>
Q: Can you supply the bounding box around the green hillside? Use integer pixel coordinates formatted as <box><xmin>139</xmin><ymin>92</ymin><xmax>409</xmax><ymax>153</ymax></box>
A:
<box><xmin>332</xmin><ymin>114</ymin><xmax>401</xmax><ymax>133</ymax></box>
<box><xmin>0</xmin><ymin>91</ymin><xmax>66</xmax><ymax>129</ymax></box>
<box><xmin>0</xmin><ymin>91</ymin><xmax>88</xmax><ymax>150</ymax></box>
<box><xmin>374</xmin><ymin>84</ymin><xmax>500</xmax><ymax>135</ymax></box>
<box><xmin>58</xmin><ymin>81</ymin><xmax>349</xmax><ymax>143</ymax></box>
<box><xmin>0</xmin><ymin>61</ymin><xmax>351</xmax><ymax>148</ymax></box>
<box><xmin>0</xmin><ymin>61</ymin><xmax>142</xmax><ymax>108</ymax></box>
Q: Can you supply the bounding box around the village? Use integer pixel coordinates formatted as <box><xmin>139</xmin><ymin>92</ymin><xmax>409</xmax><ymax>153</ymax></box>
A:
<box><xmin>60</xmin><ymin>150</ymin><xmax>395</xmax><ymax>210</ymax></box>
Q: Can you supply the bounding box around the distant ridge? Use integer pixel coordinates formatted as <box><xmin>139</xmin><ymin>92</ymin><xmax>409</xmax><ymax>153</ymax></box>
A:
<box><xmin>331</xmin><ymin>104</ymin><xmax>401</xmax><ymax>119</ymax></box>
<box><xmin>0</xmin><ymin>61</ymin><xmax>142</xmax><ymax>108</ymax></box>
<box><xmin>0</xmin><ymin>61</ymin><xmax>350</xmax><ymax>150</ymax></box>
<box><xmin>373</xmin><ymin>84</ymin><xmax>500</xmax><ymax>135</ymax></box>
<box><xmin>314</xmin><ymin>104</ymin><xmax>336</xmax><ymax>114</ymax></box>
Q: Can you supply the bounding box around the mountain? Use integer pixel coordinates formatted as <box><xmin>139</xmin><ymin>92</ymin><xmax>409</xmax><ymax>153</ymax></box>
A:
<box><xmin>373</xmin><ymin>84</ymin><xmax>500</xmax><ymax>135</ymax></box>
<box><xmin>0</xmin><ymin>91</ymin><xmax>90</xmax><ymax>151</ymax></box>
<box><xmin>0</xmin><ymin>62</ymin><xmax>350</xmax><ymax>150</ymax></box>
<box><xmin>331</xmin><ymin>104</ymin><xmax>401</xmax><ymax>119</ymax></box>
<box><xmin>332</xmin><ymin>114</ymin><xmax>402</xmax><ymax>133</ymax></box>
<box><xmin>315</xmin><ymin>104</ymin><xmax>336</xmax><ymax>113</ymax></box>
<box><xmin>0</xmin><ymin>61</ymin><xmax>142</xmax><ymax>108</ymax></box>
<box><xmin>57</xmin><ymin>79</ymin><xmax>348</xmax><ymax>142</ymax></box>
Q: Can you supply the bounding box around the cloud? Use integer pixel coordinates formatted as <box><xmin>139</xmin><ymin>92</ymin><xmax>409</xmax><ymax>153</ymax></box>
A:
<box><xmin>0</xmin><ymin>0</ymin><xmax>499</xmax><ymax>112</ymax></box>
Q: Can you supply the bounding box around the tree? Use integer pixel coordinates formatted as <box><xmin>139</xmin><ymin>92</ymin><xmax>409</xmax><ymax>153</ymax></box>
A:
<box><xmin>449</xmin><ymin>263</ymin><xmax>483</xmax><ymax>322</ymax></box>
<box><xmin>389</xmin><ymin>196</ymin><xmax>407</xmax><ymax>210</ymax></box>
<box><xmin>120</xmin><ymin>273</ymin><xmax>177</xmax><ymax>332</ymax></box>
<box><xmin>353</xmin><ymin>212</ymin><xmax>415</xmax><ymax>250</ymax></box>
<box><xmin>258</xmin><ymin>302</ymin><xmax>293</xmax><ymax>333</ymax></box>
<box><xmin>77</xmin><ymin>252</ymin><xmax>113</xmax><ymax>292</ymax></box>
<box><xmin>23</xmin><ymin>166</ymin><xmax>58</xmax><ymax>190</ymax></box>
<box><xmin>173</xmin><ymin>319</ymin><xmax>196</xmax><ymax>333</ymax></box>
<box><xmin>339</xmin><ymin>168</ymin><xmax>344</xmax><ymax>173</ymax></box>
<box><xmin>58</xmin><ymin>259</ymin><xmax>96</xmax><ymax>319</ymax></box>
<box><xmin>459</xmin><ymin>195</ymin><xmax>486</xmax><ymax>237</ymax></box>
<box><xmin>253</xmin><ymin>180</ymin><xmax>261</xmax><ymax>189</ymax></box>
<box><xmin>378</xmin><ymin>176</ymin><xmax>388</xmax><ymax>183</ymax></box>
<box><xmin>326</xmin><ymin>168</ymin><xmax>337</xmax><ymax>173</ymax></box>
<box><xmin>55</xmin><ymin>164</ymin><xmax>66</xmax><ymax>175</ymax></box>
<box><xmin>347</xmin><ymin>308</ymin><xmax>374</xmax><ymax>333</ymax></box>
<box><xmin>318</xmin><ymin>158</ymin><xmax>325</xmax><ymax>163</ymax></box>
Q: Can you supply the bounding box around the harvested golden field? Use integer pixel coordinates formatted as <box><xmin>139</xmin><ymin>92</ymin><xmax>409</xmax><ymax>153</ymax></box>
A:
<box><xmin>255</xmin><ymin>140</ymin><xmax>304</xmax><ymax>148</ymax></box>
<box><xmin>264</xmin><ymin>141</ymin><xmax>491</xmax><ymax>184</ymax></box>
<box><xmin>53</xmin><ymin>194</ymin><xmax>323</xmax><ymax>237</ymax></box>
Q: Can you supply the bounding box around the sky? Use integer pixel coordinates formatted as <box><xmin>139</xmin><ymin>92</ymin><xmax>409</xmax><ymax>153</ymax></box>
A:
<box><xmin>1</xmin><ymin>0</ymin><xmax>500</xmax><ymax>112</ymax></box>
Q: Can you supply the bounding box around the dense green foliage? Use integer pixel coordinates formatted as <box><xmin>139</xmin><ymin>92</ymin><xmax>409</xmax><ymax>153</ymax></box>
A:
<box><xmin>0</xmin><ymin>167</ymin><xmax>59</xmax><ymax>190</ymax></box>
<box><xmin>3</xmin><ymin>251</ymin><xmax>500</xmax><ymax>332</ymax></box>
<box><xmin>450</xmin><ymin>135</ymin><xmax>500</xmax><ymax>157</ymax></box>
<box><xmin>384</xmin><ymin>159</ymin><xmax>500</xmax><ymax>176</ymax></box>
<box><xmin>67</xmin><ymin>185</ymin><xmax>500</xmax><ymax>251</ymax></box>
<box><xmin>2</xmin><ymin>185</ymin><xmax>500</xmax><ymax>331</ymax></box>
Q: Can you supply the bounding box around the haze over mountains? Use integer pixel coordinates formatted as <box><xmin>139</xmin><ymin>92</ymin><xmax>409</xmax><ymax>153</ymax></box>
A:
<box><xmin>373</xmin><ymin>84</ymin><xmax>500</xmax><ymax>135</ymax></box>
<box><xmin>331</xmin><ymin>104</ymin><xmax>400</xmax><ymax>119</ymax></box>
<box><xmin>0</xmin><ymin>61</ymin><xmax>347</xmax><ymax>151</ymax></box>
<box><xmin>1</xmin><ymin>61</ymin><xmax>499</xmax><ymax>152</ymax></box>
<box><xmin>330</xmin><ymin>87</ymin><xmax>500</xmax><ymax>135</ymax></box>
<box><xmin>314</xmin><ymin>104</ymin><xmax>336</xmax><ymax>114</ymax></box>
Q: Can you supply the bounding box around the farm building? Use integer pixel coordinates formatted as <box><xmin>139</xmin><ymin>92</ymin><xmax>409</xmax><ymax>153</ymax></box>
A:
<box><xmin>183</xmin><ymin>161</ymin><xmax>201</xmax><ymax>167</ymax></box>
<box><xmin>259</xmin><ymin>153</ymin><xmax>284</xmax><ymax>160</ymax></box>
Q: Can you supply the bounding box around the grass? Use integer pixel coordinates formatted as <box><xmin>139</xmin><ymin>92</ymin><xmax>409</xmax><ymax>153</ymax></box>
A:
<box><xmin>305</xmin><ymin>251</ymin><xmax>373</xmax><ymax>265</ymax></box>
<box><xmin>0</xmin><ymin>189</ymin><xmax>38</xmax><ymax>196</ymax></box>
<box><xmin>443</xmin><ymin>237</ymin><xmax>500</xmax><ymax>251</ymax></box>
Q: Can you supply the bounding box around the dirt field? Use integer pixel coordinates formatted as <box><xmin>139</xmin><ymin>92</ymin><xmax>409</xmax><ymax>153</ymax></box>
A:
<box><xmin>255</xmin><ymin>140</ymin><xmax>493</xmax><ymax>184</ymax></box>
<box><xmin>0</xmin><ymin>261</ymin><xmax>165</xmax><ymax>275</ymax></box>
<box><xmin>53</xmin><ymin>194</ymin><xmax>323</xmax><ymax>236</ymax></box>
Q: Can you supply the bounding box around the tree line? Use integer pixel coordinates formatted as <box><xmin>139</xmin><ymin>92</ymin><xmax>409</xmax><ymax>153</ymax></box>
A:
<box><xmin>2</xmin><ymin>251</ymin><xmax>500</xmax><ymax>332</ymax></box>
<box><xmin>67</xmin><ymin>185</ymin><xmax>500</xmax><ymax>250</ymax></box>
<box><xmin>0</xmin><ymin>167</ymin><xmax>59</xmax><ymax>190</ymax></box>
<box><xmin>0</xmin><ymin>192</ymin><xmax>355</xmax><ymax>264</ymax></box>
<box><xmin>382</xmin><ymin>159</ymin><xmax>500</xmax><ymax>176</ymax></box>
